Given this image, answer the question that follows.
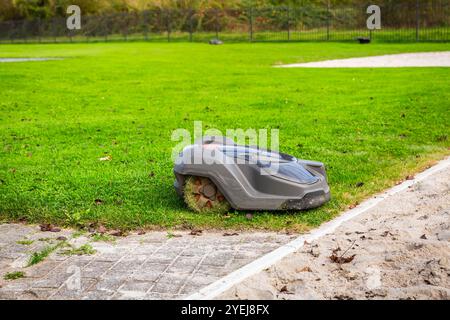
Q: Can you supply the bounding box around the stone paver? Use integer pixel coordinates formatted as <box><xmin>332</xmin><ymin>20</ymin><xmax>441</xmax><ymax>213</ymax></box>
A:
<box><xmin>0</xmin><ymin>224</ymin><xmax>293</xmax><ymax>300</ymax></box>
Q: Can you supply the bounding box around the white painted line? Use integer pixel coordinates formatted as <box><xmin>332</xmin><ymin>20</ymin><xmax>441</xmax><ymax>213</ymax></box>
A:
<box><xmin>0</xmin><ymin>58</ymin><xmax>62</xmax><ymax>63</ymax></box>
<box><xmin>186</xmin><ymin>157</ymin><xmax>450</xmax><ymax>300</ymax></box>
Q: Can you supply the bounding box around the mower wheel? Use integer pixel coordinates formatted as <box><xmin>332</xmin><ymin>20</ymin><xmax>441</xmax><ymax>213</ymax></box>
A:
<box><xmin>183</xmin><ymin>176</ymin><xmax>231</xmax><ymax>214</ymax></box>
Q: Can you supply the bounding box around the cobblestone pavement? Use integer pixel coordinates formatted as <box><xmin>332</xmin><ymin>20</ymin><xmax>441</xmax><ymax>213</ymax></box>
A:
<box><xmin>0</xmin><ymin>224</ymin><xmax>293</xmax><ymax>300</ymax></box>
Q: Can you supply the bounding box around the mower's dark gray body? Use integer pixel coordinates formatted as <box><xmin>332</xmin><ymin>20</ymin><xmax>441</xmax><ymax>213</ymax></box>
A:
<box><xmin>174</xmin><ymin>136</ymin><xmax>330</xmax><ymax>211</ymax></box>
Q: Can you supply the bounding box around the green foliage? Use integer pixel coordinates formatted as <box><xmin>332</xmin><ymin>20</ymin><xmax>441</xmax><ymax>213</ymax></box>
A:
<box><xmin>72</xmin><ymin>230</ymin><xmax>87</xmax><ymax>238</ymax></box>
<box><xmin>1</xmin><ymin>0</ymin><xmax>446</xmax><ymax>20</ymax></box>
<box><xmin>60</xmin><ymin>244</ymin><xmax>96</xmax><ymax>255</ymax></box>
<box><xmin>166</xmin><ymin>231</ymin><xmax>176</xmax><ymax>239</ymax></box>
<box><xmin>17</xmin><ymin>239</ymin><xmax>34</xmax><ymax>245</ymax></box>
<box><xmin>14</xmin><ymin>0</ymin><xmax>52</xmax><ymax>19</ymax></box>
<box><xmin>27</xmin><ymin>245</ymin><xmax>58</xmax><ymax>266</ymax></box>
<box><xmin>3</xmin><ymin>271</ymin><xmax>26</xmax><ymax>280</ymax></box>
<box><xmin>64</xmin><ymin>209</ymin><xmax>90</xmax><ymax>227</ymax></box>
<box><xmin>90</xmin><ymin>233</ymin><xmax>116</xmax><ymax>242</ymax></box>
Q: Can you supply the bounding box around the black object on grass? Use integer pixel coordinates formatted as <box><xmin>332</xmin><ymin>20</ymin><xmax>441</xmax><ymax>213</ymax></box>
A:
<box><xmin>357</xmin><ymin>37</ymin><xmax>371</xmax><ymax>44</ymax></box>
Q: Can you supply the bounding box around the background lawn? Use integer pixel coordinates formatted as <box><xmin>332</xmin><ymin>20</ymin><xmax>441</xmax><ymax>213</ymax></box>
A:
<box><xmin>0</xmin><ymin>42</ymin><xmax>449</xmax><ymax>231</ymax></box>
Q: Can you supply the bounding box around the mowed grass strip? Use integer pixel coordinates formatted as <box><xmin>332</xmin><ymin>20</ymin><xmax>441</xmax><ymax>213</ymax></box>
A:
<box><xmin>0</xmin><ymin>42</ymin><xmax>449</xmax><ymax>231</ymax></box>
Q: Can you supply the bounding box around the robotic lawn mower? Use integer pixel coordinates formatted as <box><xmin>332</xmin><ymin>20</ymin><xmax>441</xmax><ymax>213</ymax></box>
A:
<box><xmin>174</xmin><ymin>136</ymin><xmax>330</xmax><ymax>213</ymax></box>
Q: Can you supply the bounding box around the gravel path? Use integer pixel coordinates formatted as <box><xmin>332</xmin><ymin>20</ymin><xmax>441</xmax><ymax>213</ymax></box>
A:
<box><xmin>220</xmin><ymin>162</ymin><xmax>450</xmax><ymax>300</ymax></box>
<box><xmin>277</xmin><ymin>51</ymin><xmax>450</xmax><ymax>68</ymax></box>
<box><xmin>0</xmin><ymin>58</ymin><xmax>61</xmax><ymax>63</ymax></box>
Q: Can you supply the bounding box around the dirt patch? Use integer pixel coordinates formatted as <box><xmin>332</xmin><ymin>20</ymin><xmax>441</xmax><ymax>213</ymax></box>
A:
<box><xmin>277</xmin><ymin>52</ymin><xmax>450</xmax><ymax>68</ymax></box>
<box><xmin>220</xmin><ymin>164</ymin><xmax>450</xmax><ymax>300</ymax></box>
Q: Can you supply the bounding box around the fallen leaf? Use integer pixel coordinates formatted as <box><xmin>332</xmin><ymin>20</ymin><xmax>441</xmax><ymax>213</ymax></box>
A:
<box><xmin>97</xmin><ymin>225</ymin><xmax>107</xmax><ymax>234</ymax></box>
<box><xmin>223</xmin><ymin>232</ymin><xmax>239</xmax><ymax>237</ymax></box>
<box><xmin>137</xmin><ymin>230</ymin><xmax>146</xmax><ymax>235</ymax></box>
<box><xmin>190</xmin><ymin>229</ymin><xmax>203</xmax><ymax>236</ymax></box>
<box><xmin>297</xmin><ymin>266</ymin><xmax>312</xmax><ymax>272</ymax></box>
<box><xmin>381</xmin><ymin>231</ymin><xmax>393</xmax><ymax>237</ymax></box>
<box><xmin>40</xmin><ymin>224</ymin><xmax>60</xmax><ymax>232</ymax></box>
<box><xmin>330</xmin><ymin>253</ymin><xmax>356</xmax><ymax>264</ymax></box>
<box><xmin>57</xmin><ymin>236</ymin><xmax>67</xmax><ymax>241</ymax></box>
<box><xmin>406</xmin><ymin>175</ymin><xmax>415</xmax><ymax>180</ymax></box>
<box><xmin>99</xmin><ymin>155</ymin><xmax>112</xmax><ymax>161</ymax></box>
<box><xmin>279</xmin><ymin>285</ymin><xmax>293</xmax><ymax>294</ymax></box>
<box><xmin>332</xmin><ymin>247</ymin><xmax>341</xmax><ymax>254</ymax></box>
<box><xmin>40</xmin><ymin>224</ymin><xmax>52</xmax><ymax>231</ymax></box>
<box><xmin>330</xmin><ymin>240</ymin><xmax>356</xmax><ymax>264</ymax></box>
<box><xmin>109</xmin><ymin>230</ymin><xmax>124</xmax><ymax>237</ymax></box>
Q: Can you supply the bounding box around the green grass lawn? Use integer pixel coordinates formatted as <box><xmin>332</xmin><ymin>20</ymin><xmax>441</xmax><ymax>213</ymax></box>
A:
<box><xmin>0</xmin><ymin>42</ymin><xmax>449</xmax><ymax>232</ymax></box>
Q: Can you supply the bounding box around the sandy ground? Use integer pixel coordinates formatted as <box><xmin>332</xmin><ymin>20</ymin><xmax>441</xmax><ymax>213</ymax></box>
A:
<box><xmin>278</xmin><ymin>51</ymin><xmax>450</xmax><ymax>68</ymax></box>
<box><xmin>220</xmin><ymin>165</ymin><xmax>450</xmax><ymax>300</ymax></box>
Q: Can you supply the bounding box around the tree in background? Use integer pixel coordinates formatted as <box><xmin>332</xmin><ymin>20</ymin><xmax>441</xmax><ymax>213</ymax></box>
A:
<box><xmin>0</xmin><ymin>0</ymin><xmax>447</xmax><ymax>21</ymax></box>
<box><xmin>0</xmin><ymin>0</ymin><xmax>18</xmax><ymax>20</ymax></box>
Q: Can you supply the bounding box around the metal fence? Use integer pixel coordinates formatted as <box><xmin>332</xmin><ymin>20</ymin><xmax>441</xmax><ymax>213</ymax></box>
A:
<box><xmin>1</xmin><ymin>2</ymin><xmax>449</xmax><ymax>43</ymax></box>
